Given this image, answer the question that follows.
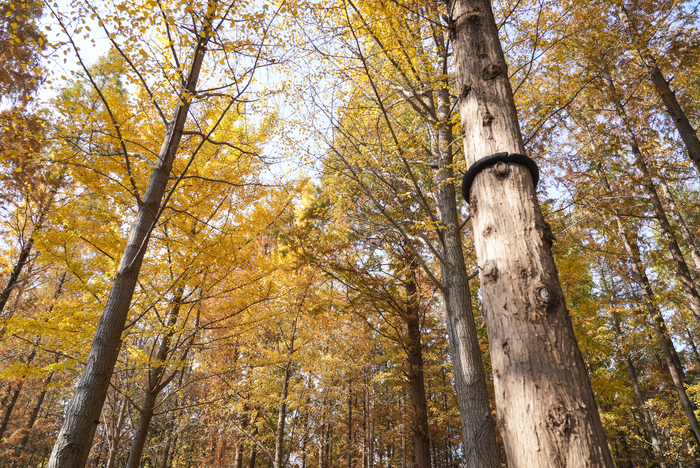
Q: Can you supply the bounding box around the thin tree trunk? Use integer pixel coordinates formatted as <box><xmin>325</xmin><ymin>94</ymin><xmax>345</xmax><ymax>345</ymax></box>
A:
<box><xmin>13</xmin><ymin>363</ymin><xmax>57</xmax><ymax>461</ymax></box>
<box><xmin>0</xmin><ymin>384</ymin><xmax>22</xmax><ymax>442</ymax></box>
<box><xmin>432</xmin><ymin>81</ymin><xmax>500</xmax><ymax>468</ymax></box>
<box><xmin>404</xmin><ymin>253</ymin><xmax>431</xmax><ymax>468</ymax></box>
<box><xmin>233</xmin><ymin>410</ymin><xmax>249</xmax><ymax>468</ymax></box>
<box><xmin>656</xmin><ymin>179</ymin><xmax>700</xmax><ymax>273</ymax></box>
<box><xmin>606</xmin><ymin>191</ymin><xmax>700</xmax><ymax>444</ymax></box>
<box><xmin>104</xmin><ymin>397</ymin><xmax>128</xmax><ymax>468</ymax></box>
<box><xmin>347</xmin><ymin>388</ymin><xmax>352</xmax><ymax>468</ymax></box>
<box><xmin>604</xmin><ymin>75</ymin><xmax>700</xmax><ymax>321</ymax></box>
<box><xmin>613</xmin><ymin>2</ymin><xmax>700</xmax><ymax>173</ymax></box>
<box><xmin>126</xmin><ymin>289</ymin><xmax>183</xmax><ymax>468</ymax></box>
<box><xmin>448</xmin><ymin>0</ymin><xmax>614</xmax><ymax>465</ymax></box>
<box><xmin>47</xmin><ymin>14</ymin><xmax>213</xmax><ymax>467</ymax></box>
<box><xmin>0</xmin><ymin>348</ymin><xmax>36</xmax><ymax>441</ymax></box>
<box><xmin>611</xmin><ymin>314</ymin><xmax>667</xmax><ymax>467</ymax></box>
<box><xmin>274</xmin><ymin>364</ymin><xmax>291</xmax><ymax>468</ymax></box>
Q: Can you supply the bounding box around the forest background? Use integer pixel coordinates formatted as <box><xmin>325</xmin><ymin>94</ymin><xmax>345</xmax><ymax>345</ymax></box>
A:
<box><xmin>1</xmin><ymin>0</ymin><xmax>700</xmax><ymax>467</ymax></box>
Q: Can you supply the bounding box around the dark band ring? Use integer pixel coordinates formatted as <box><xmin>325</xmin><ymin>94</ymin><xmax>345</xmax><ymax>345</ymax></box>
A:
<box><xmin>461</xmin><ymin>152</ymin><xmax>539</xmax><ymax>203</ymax></box>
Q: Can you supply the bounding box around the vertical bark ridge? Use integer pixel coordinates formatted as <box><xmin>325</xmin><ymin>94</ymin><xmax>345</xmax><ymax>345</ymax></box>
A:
<box><xmin>448</xmin><ymin>0</ymin><xmax>615</xmax><ymax>465</ymax></box>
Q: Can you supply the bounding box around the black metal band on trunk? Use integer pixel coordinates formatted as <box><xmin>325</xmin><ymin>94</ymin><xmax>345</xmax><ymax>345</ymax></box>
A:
<box><xmin>461</xmin><ymin>152</ymin><xmax>539</xmax><ymax>202</ymax></box>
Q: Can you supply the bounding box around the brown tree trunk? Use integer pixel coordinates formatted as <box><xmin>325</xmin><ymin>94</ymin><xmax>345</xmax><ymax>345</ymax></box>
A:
<box><xmin>611</xmin><ymin>314</ymin><xmax>667</xmax><ymax>467</ymax></box>
<box><xmin>613</xmin><ymin>2</ymin><xmax>700</xmax><ymax>173</ymax></box>
<box><xmin>13</xmin><ymin>363</ymin><xmax>57</xmax><ymax>461</ymax></box>
<box><xmin>274</xmin><ymin>364</ymin><xmax>291</xmax><ymax>468</ymax></box>
<box><xmin>47</xmin><ymin>15</ymin><xmax>212</xmax><ymax>467</ymax></box>
<box><xmin>432</xmin><ymin>76</ymin><xmax>500</xmax><ymax>468</ymax></box>
<box><xmin>126</xmin><ymin>289</ymin><xmax>183</xmax><ymax>468</ymax></box>
<box><xmin>606</xmin><ymin>193</ymin><xmax>700</xmax><ymax>444</ymax></box>
<box><xmin>404</xmin><ymin>253</ymin><xmax>431</xmax><ymax>468</ymax></box>
<box><xmin>604</xmin><ymin>75</ymin><xmax>700</xmax><ymax>321</ymax></box>
<box><xmin>0</xmin><ymin>348</ymin><xmax>36</xmax><ymax>441</ymax></box>
<box><xmin>448</xmin><ymin>0</ymin><xmax>614</xmax><ymax>465</ymax></box>
<box><xmin>347</xmin><ymin>388</ymin><xmax>352</xmax><ymax>468</ymax></box>
<box><xmin>105</xmin><ymin>397</ymin><xmax>129</xmax><ymax>468</ymax></box>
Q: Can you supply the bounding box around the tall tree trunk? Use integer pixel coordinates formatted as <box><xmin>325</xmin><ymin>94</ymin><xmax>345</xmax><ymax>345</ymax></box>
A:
<box><xmin>13</xmin><ymin>361</ymin><xmax>57</xmax><ymax>461</ymax></box>
<box><xmin>448</xmin><ymin>0</ymin><xmax>614</xmax><ymax>465</ymax></box>
<box><xmin>233</xmin><ymin>410</ymin><xmax>249</xmax><ymax>468</ymax></box>
<box><xmin>104</xmin><ymin>397</ymin><xmax>129</xmax><ymax>468</ymax></box>
<box><xmin>604</xmin><ymin>75</ymin><xmax>700</xmax><ymax>321</ymax></box>
<box><xmin>347</xmin><ymin>388</ymin><xmax>352</xmax><ymax>468</ymax></box>
<box><xmin>0</xmin><ymin>348</ymin><xmax>36</xmax><ymax>441</ymax></box>
<box><xmin>611</xmin><ymin>314</ymin><xmax>667</xmax><ymax>467</ymax></box>
<box><xmin>126</xmin><ymin>289</ymin><xmax>183</xmax><ymax>468</ymax></box>
<box><xmin>404</xmin><ymin>253</ymin><xmax>431</xmax><ymax>468</ymax></box>
<box><xmin>47</xmin><ymin>14</ymin><xmax>213</xmax><ymax>467</ymax></box>
<box><xmin>613</xmin><ymin>2</ymin><xmax>700</xmax><ymax>173</ymax></box>
<box><xmin>432</xmin><ymin>78</ymin><xmax>500</xmax><ymax>468</ymax></box>
<box><xmin>274</xmin><ymin>364</ymin><xmax>291</xmax><ymax>468</ymax></box>
<box><xmin>606</xmin><ymin>190</ymin><xmax>700</xmax><ymax>444</ymax></box>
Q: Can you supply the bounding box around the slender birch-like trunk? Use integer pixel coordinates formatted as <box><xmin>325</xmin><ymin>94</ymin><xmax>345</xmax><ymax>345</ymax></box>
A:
<box><xmin>48</xmin><ymin>13</ymin><xmax>213</xmax><ymax>466</ymax></box>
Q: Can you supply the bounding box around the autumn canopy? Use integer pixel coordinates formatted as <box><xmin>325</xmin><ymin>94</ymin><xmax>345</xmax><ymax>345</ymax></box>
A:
<box><xmin>1</xmin><ymin>0</ymin><xmax>700</xmax><ymax>467</ymax></box>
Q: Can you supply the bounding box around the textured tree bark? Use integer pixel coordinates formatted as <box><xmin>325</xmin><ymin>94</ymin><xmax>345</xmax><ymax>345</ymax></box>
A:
<box><xmin>432</xmin><ymin>78</ymin><xmax>500</xmax><ymax>468</ymax></box>
<box><xmin>447</xmin><ymin>0</ymin><xmax>614</xmax><ymax>466</ymax></box>
<box><xmin>47</xmin><ymin>19</ymin><xmax>212</xmax><ymax>467</ymax></box>
<box><xmin>604</xmin><ymin>75</ymin><xmax>700</xmax><ymax>321</ymax></box>
<box><xmin>404</xmin><ymin>254</ymin><xmax>431</xmax><ymax>468</ymax></box>
<box><xmin>613</xmin><ymin>2</ymin><xmax>700</xmax><ymax>173</ymax></box>
<box><xmin>606</xmin><ymin>195</ymin><xmax>700</xmax><ymax>444</ymax></box>
<box><xmin>126</xmin><ymin>289</ymin><xmax>183</xmax><ymax>468</ymax></box>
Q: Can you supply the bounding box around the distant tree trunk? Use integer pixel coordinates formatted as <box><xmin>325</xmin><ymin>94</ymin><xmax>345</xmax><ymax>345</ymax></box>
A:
<box><xmin>448</xmin><ymin>0</ymin><xmax>614</xmax><ymax>465</ymax></box>
<box><xmin>347</xmin><ymin>388</ymin><xmax>352</xmax><ymax>468</ymax></box>
<box><xmin>104</xmin><ymin>397</ymin><xmax>128</xmax><ymax>468</ymax></box>
<box><xmin>606</xmin><ymin>189</ymin><xmax>700</xmax><ymax>444</ymax></box>
<box><xmin>274</xmin><ymin>364</ymin><xmax>291</xmax><ymax>468</ymax></box>
<box><xmin>611</xmin><ymin>314</ymin><xmax>667</xmax><ymax>468</ymax></box>
<box><xmin>13</xmin><ymin>361</ymin><xmax>57</xmax><ymax>461</ymax></box>
<box><xmin>0</xmin><ymin>348</ymin><xmax>36</xmax><ymax>441</ymax></box>
<box><xmin>47</xmin><ymin>15</ymin><xmax>212</xmax><ymax>467</ymax></box>
<box><xmin>603</xmin><ymin>74</ymin><xmax>700</xmax><ymax>322</ymax></box>
<box><xmin>404</xmin><ymin>252</ymin><xmax>431</xmax><ymax>468</ymax></box>
<box><xmin>656</xmin><ymin>179</ymin><xmax>700</xmax><ymax>273</ymax></box>
<box><xmin>233</xmin><ymin>410</ymin><xmax>249</xmax><ymax>468</ymax></box>
<box><xmin>613</xmin><ymin>2</ymin><xmax>700</xmax><ymax>173</ymax></box>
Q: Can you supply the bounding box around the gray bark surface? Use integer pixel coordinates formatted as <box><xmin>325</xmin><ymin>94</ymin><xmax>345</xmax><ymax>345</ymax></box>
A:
<box><xmin>432</xmin><ymin>84</ymin><xmax>500</xmax><ymax>467</ymax></box>
<box><xmin>47</xmin><ymin>22</ymin><xmax>211</xmax><ymax>468</ymax></box>
<box><xmin>614</xmin><ymin>2</ymin><xmax>700</xmax><ymax>173</ymax></box>
<box><xmin>448</xmin><ymin>0</ymin><xmax>615</xmax><ymax>465</ymax></box>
